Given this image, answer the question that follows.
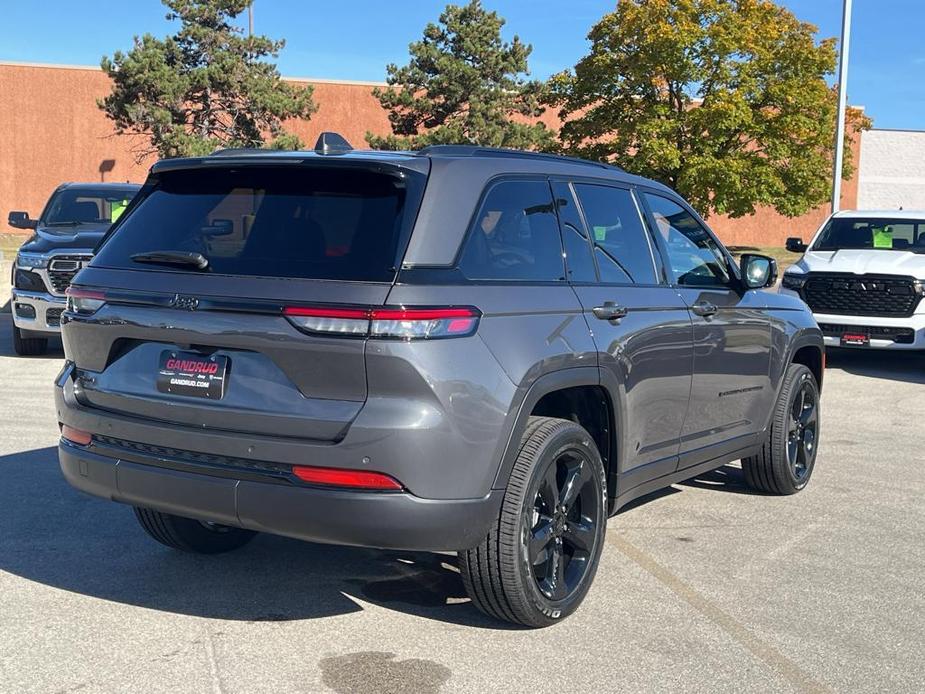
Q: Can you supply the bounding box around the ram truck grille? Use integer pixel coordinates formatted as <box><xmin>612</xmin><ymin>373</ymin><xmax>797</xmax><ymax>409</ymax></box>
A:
<box><xmin>47</xmin><ymin>255</ymin><xmax>92</xmax><ymax>296</ymax></box>
<box><xmin>801</xmin><ymin>273</ymin><xmax>922</xmax><ymax>318</ymax></box>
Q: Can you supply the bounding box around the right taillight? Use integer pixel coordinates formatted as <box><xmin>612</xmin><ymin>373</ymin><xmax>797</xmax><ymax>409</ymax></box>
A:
<box><xmin>65</xmin><ymin>287</ymin><xmax>107</xmax><ymax>316</ymax></box>
<box><xmin>283</xmin><ymin>306</ymin><xmax>481</xmax><ymax>340</ymax></box>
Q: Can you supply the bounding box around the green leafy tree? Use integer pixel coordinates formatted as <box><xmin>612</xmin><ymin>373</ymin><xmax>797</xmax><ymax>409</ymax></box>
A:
<box><xmin>366</xmin><ymin>0</ymin><xmax>553</xmax><ymax>151</ymax></box>
<box><xmin>548</xmin><ymin>0</ymin><xmax>871</xmax><ymax>218</ymax></box>
<box><xmin>99</xmin><ymin>0</ymin><xmax>316</xmax><ymax>160</ymax></box>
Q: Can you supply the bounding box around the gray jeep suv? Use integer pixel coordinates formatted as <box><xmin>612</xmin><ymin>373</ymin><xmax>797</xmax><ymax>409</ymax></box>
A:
<box><xmin>55</xmin><ymin>135</ymin><xmax>823</xmax><ymax>627</ymax></box>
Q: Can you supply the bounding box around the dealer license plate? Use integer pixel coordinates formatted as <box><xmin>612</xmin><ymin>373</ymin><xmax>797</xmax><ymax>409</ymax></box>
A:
<box><xmin>156</xmin><ymin>350</ymin><xmax>228</xmax><ymax>399</ymax></box>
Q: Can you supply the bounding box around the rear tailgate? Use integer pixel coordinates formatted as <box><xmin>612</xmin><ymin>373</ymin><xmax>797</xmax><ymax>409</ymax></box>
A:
<box><xmin>62</xmin><ymin>160</ymin><xmax>427</xmax><ymax>443</ymax></box>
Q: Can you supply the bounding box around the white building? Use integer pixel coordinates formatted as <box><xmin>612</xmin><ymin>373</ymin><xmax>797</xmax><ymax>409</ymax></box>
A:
<box><xmin>858</xmin><ymin>128</ymin><xmax>925</xmax><ymax>210</ymax></box>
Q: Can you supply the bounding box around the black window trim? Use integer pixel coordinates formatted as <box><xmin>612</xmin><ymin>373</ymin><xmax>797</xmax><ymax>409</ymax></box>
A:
<box><xmin>550</xmin><ymin>180</ymin><xmax>600</xmax><ymax>284</ymax></box>
<box><xmin>636</xmin><ymin>186</ymin><xmax>742</xmax><ymax>291</ymax></box>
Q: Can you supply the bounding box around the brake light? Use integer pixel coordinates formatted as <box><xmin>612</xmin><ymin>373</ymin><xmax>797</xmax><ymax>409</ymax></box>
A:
<box><xmin>61</xmin><ymin>424</ymin><xmax>92</xmax><ymax>446</ymax></box>
<box><xmin>283</xmin><ymin>306</ymin><xmax>480</xmax><ymax>339</ymax></box>
<box><xmin>65</xmin><ymin>287</ymin><xmax>107</xmax><ymax>315</ymax></box>
<box><xmin>291</xmin><ymin>464</ymin><xmax>403</xmax><ymax>490</ymax></box>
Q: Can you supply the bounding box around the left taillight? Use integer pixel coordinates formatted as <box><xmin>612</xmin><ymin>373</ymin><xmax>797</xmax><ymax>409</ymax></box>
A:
<box><xmin>283</xmin><ymin>306</ymin><xmax>481</xmax><ymax>340</ymax></box>
<box><xmin>65</xmin><ymin>287</ymin><xmax>107</xmax><ymax>316</ymax></box>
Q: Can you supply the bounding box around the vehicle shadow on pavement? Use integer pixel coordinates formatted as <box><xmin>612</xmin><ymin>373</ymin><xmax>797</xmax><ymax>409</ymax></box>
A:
<box><xmin>0</xmin><ymin>446</ymin><xmax>514</xmax><ymax>629</ymax></box>
<box><xmin>677</xmin><ymin>464</ymin><xmax>762</xmax><ymax>495</ymax></box>
<box><xmin>825</xmin><ymin>348</ymin><xmax>925</xmax><ymax>385</ymax></box>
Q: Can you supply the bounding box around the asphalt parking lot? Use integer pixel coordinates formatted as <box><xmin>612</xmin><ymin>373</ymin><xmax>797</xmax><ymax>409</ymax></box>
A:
<box><xmin>0</xmin><ymin>312</ymin><xmax>923</xmax><ymax>694</ymax></box>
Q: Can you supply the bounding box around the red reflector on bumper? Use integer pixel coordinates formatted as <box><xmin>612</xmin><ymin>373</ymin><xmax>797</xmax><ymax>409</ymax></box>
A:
<box><xmin>291</xmin><ymin>465</ymin><xmax>403</xmax><ymax>490</ymax></box>
<box><xmin>61</xmin><ymin>425</ymin><xmax>92</xmax><ymax>446</ymax></box>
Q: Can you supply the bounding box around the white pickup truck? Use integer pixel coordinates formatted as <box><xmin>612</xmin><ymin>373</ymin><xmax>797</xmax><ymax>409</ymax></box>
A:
<box><xmin>779</xmin><ymin>210</ymin><xmax>925</xmax><ymax>351</ymax></box>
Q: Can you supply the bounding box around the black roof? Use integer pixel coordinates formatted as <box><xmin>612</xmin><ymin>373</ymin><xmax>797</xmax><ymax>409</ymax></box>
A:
<box><xmin>205</xmin><ymin>142</ymin><xmax>622</xmax><ymax>173</ymax></box>
<box><xmin>150</xmin><ymin>132</ymin><xmax>667</xmax><ymax>194</ymax></box>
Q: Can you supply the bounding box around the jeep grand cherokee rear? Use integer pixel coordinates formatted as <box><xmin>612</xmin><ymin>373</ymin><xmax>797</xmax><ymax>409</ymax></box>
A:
<box><xmin>57</xmin><ymin>139</ymin><xmax>823</xmax><ymax>627</ymax></box>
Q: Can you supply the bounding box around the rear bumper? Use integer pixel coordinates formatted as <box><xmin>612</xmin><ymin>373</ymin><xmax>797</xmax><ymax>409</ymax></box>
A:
<box><xmin>11</xmin><ymin>289</ymin><xmax>64</xmax><ymax>335</ymax></box>
<box><xmin>59</xmin><ymin>440</ymin><xmax>502</xmax><ymax>551</ymax></box>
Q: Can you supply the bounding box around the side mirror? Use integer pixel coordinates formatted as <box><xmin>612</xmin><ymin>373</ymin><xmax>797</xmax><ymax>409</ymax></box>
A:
<box><xmin>740</xmin><ymin>253</ymin><xmax>778</xmax><ymax>289</ymax></box>
<box><xmin>8</xmin><ymin>211</ymin><xmax>37</xmax><ymax>230</ymax></box>
<box><xmin>785</xmin><ymin>237</ymin><xmax>807</xmax><ymax>253</ymax></box>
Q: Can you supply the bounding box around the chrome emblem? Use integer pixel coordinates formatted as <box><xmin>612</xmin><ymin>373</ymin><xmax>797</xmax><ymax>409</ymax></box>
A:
<box><xmin>172</xmin><ymin>295</ymin><xmax>200</xmax><ymax>311</ymax></box>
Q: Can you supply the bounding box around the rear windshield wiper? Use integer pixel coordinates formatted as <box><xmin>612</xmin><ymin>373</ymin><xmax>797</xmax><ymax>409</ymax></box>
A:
<box><xmin>131</xmin><ymin>251</ymin><xmax>210</xmax><ymax>270</ymax></box>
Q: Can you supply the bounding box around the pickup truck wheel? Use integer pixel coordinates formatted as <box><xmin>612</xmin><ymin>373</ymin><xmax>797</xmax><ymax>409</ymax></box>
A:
<box><xmin>743</xmin><ymin>363</ymin><xmax>820</xmax><ymax>495</ymax></box>
<box><xmin>133</xmin><ymin>507</ymin><xmax>256</xmax><ymax>554</ymax></box>
<box><xmin>13</xmin><ymin>326</ymin><xmax>48</xmax><ymax>356</ymax></box>
<box><xmin>459</xmin><ymin>416</ymin><xmax>607</xmax><ymax>627</ymax></box>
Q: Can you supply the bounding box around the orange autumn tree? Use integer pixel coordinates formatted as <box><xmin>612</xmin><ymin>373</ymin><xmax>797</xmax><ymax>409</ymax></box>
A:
<box><xmin>549</xmin><ymin>0</ymin><xmax>870</xmax><ymax>218</ymax></box>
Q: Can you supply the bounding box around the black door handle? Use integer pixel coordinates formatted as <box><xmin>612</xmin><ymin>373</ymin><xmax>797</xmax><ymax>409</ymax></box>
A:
<box><xmin>592</xmin><ymin>302</ymin><xmax>628</xmax><ymax>321</ymax></box>
<box><xmin>691</xmin><ymin>301</ymin><xmax>718</xmax><ymax>317</ymax></box>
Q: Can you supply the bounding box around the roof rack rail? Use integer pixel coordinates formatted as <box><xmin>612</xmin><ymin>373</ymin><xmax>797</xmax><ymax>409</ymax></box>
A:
<box><xmin>209</xmin><ymin>147</ymin><xmax>268</xmax><ymax>157</ymax></box>
<box><xmin>415</xmin><ymin>145</ymin><xmax>623</xmax><ymax>172</ymax></box>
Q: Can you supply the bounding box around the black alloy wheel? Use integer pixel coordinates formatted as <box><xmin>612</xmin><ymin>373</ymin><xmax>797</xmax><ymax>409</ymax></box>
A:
<box><xmin>459</xmin><ymin>416</ymin><xmax>607</xmax><ymax>627</ymax></box>
<box><xmin>787</xmin><ymin>377</ymin><xmax>818</xmax><ymax>482</ymax></box>
<box><xmin>743</xmin><ymin>363</ymin><xmax>821</xmax><ymax>495</ymax></box>
<box><xmin>528</xmin><ymin>449</ymin><xmax>601</xmax><ymax>602</ymax></box>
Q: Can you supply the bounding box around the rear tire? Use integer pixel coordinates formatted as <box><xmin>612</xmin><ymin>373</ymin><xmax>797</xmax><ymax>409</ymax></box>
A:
<box><xmin>13</xmin><ymin>326</ymin><xmax>47</xmax><ymax>356</ymax></box>
<box><xmin>133</xmin><ymin>507</ymin><xmax>256</xmax><ymax>554</ymax></box>
<box><xmin>743</xmin><ymin>363</ymin><xmax>820</xmax><ymax>495</ymax></box>
<box><xmin>459</xmin><ymin>416</ymin><xmax>607</xmax><ymax>627</ymax></box>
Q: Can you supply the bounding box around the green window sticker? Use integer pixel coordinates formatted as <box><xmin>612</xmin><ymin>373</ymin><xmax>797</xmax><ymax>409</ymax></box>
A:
<box><xmin>872</xmin><ymin>225</ymin><xmax>893</xmax><ymax>249</ymax></box>
<box><xmin>593</xmin><ymin>226</ymin><xmax>607</xmax><ymax>241</ymax></box>
<box><xmin>110</xmin><ymin>199</ymin><xmax>129</xmax><ymax>223</ymax></box>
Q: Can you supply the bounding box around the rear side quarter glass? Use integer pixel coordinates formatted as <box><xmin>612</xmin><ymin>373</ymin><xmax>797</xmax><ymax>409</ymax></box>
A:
<box><xmin>457</xmin><ymin>179</ymin><xmax>565</xmax><ymax>282</ymax></box>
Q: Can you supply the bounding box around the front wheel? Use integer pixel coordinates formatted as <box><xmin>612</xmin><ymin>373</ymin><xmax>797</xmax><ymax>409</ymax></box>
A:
<box><xmin>459</xmin><ymin>416</ymin><xmax>607</xmax><ymax>627</ymax></box>
<box><xmin>13</xmin><ymin>325</ymin><xmax>48</xmax><ymax>356</ymax></box>
<box><xmin>743</xmin><ymin>363</ymin><xmax>820</xmax><ymax>495</ymax></box>
<box><xmin>133</xmin><ymin>507</ymin><xmax>256</xmax><ymax>554</ymax></box>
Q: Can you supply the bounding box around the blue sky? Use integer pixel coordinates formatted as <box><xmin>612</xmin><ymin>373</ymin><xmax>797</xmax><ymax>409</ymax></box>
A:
<box><xmin>1</xmin><ymin>0</ymin><xmax>922</xmax><ymax>129</ymax></box>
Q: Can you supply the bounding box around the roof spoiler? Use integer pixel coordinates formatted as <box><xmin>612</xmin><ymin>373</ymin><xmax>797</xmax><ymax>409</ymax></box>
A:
<box><xmin>314</xmin><ymin>132</ymin><xmax>353</xmax><ymax>155</ymax></box>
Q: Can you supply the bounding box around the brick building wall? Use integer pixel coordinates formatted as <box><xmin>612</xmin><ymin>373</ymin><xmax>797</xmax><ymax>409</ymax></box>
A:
<box><xmin>0</xmin><ymin>60</ymin><xmax>859</xmax><ymax>247</ymax></box>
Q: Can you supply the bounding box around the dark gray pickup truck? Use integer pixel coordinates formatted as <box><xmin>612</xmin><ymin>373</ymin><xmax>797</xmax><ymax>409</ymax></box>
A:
<box><xmin>9</xmin><ymin>182</ymin><xmax>140</xmax><ymax>355</ymax></box>
<box><xmin>55</xmin><ymin>136</ymin><xmax>823</xmax><ymax>627</ymax></box>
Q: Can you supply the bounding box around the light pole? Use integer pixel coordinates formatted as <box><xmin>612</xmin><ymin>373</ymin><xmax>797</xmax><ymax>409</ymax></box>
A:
<box><xmin>831</xmin><ymin>0</ymin><xmax>853</xmax><ymax>213</ymax></box>
<box><xmin>248</xmin><ymin>2</ymin><xmax>253</xmax><ymax>37</ymax></box>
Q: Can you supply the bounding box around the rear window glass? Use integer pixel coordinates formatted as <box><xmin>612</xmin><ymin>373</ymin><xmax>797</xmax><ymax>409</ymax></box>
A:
<box><xmin>93</xmin><ymin>166</ymin><xmax>424</xmax><ymax>282</ymax></box>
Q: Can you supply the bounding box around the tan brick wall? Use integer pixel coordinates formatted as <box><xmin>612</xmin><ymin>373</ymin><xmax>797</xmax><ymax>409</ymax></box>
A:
<box><xmin>0</xmin><ymin>61</ymin><xmax>858</xmax><ymax>248</ymax></box>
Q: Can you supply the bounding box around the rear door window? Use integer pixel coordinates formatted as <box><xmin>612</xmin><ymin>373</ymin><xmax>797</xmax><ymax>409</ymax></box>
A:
<box><xmin>93</xmin><ymin>166</ymin><xmax>424</xmax><ymax>282</ymax></box>
<box><xmin>458</xmin><ymin>180</ymin><xmax>565</xmax><ymax>282</ymax></box>
<box><xmin>573</xmin><ymin>184</ymin><xmax>657</xmax><ymax>285</ymax></box>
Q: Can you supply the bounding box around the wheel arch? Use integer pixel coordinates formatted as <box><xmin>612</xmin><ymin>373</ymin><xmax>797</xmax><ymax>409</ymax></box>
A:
<box><xmin>762</xmin><ymin>329</ymin><xmax>824</xmax><ymax>432</ymax></box>
<box><xmin>491</xmin><ymin>368</ymin><xmax>622</xmax><ymax>514</ymax></box>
